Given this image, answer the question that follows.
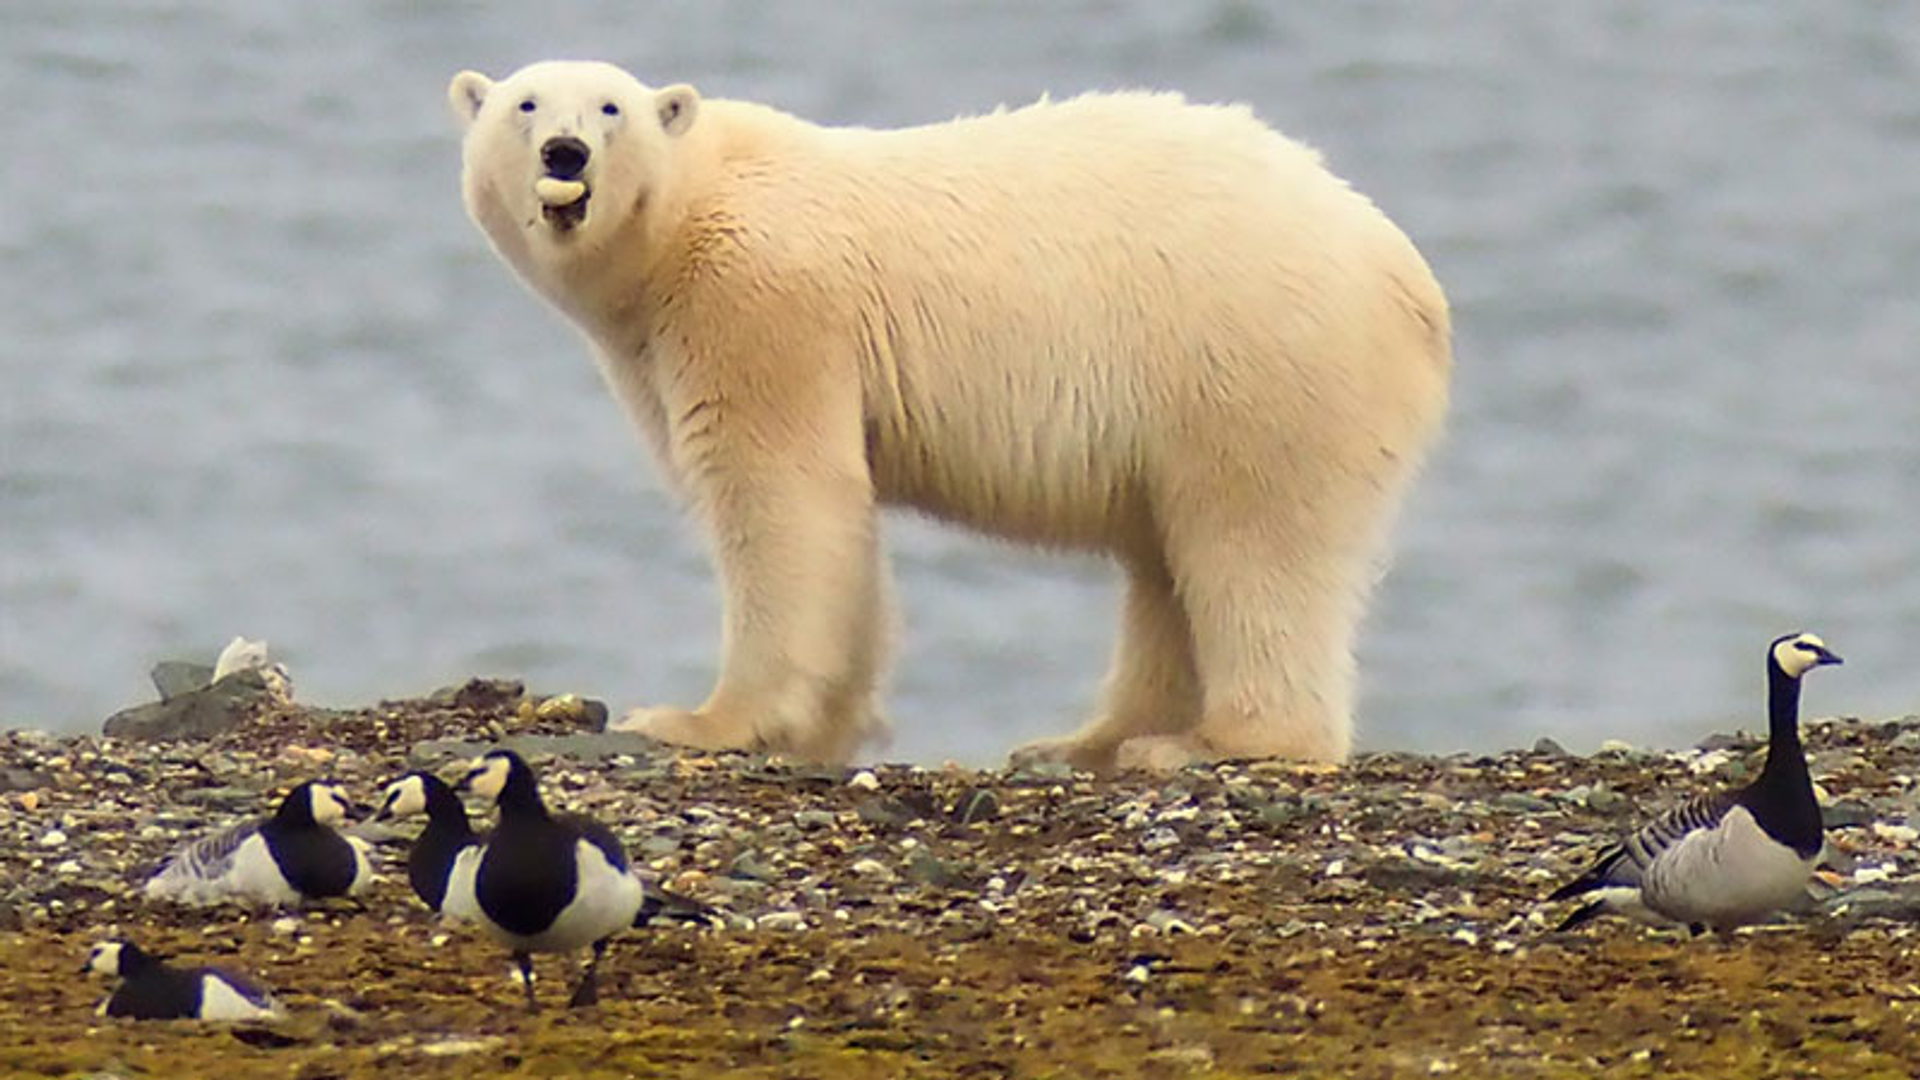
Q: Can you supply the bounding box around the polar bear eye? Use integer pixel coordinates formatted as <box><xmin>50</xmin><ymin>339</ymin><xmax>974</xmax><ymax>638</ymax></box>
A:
<box><xmin>519</xmin><ymin>98</ymin><xmax>536</xmax><ymax>113</ymax></box>
<box><xmin>602</xmin><ymin>102</ymin><xmax>620</xmax><ymax>117</ymax></box>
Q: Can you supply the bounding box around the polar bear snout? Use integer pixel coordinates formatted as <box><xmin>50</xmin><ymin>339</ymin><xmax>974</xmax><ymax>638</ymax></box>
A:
<box><xmin>541</xmin><ymin>136</ymin><xmax>591</xmax><ymax>181</ymax></box>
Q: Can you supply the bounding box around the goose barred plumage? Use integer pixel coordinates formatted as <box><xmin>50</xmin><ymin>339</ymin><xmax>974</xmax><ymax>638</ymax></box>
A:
<box><xmin>1549</xmin><ymin>632</ymin><xmax>1842</xmax><ymax>932</ymax></box>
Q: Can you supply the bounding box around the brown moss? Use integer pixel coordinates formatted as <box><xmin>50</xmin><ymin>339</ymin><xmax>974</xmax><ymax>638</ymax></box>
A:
<box><xmin>6</xmin><ymin>917</ymin><xmax>1918</xmax><ymax>1077</ymax></box>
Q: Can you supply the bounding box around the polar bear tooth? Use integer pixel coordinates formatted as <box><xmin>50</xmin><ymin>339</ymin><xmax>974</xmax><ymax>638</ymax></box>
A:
<box><xmin>535</xmin><ymin>177</ymin><xmax>588</xmax><ymax>206</ymax></box>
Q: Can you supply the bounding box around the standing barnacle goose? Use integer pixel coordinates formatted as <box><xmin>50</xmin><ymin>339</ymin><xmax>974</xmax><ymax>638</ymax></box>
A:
<box><xmin>85</xmin><ymin>940</ymin><xmax>282</xmax><ymax>1020</ymax></box>
<box><xmin>374</xmin><ymin>771</ymin><xmax>481</xmax><ymax>914</ymax></box>
<box><xmin>444</xmin><ymin>749</ymin><xmax>654</xmax><ymax>1010</ymax></box>
<box><xmin>144</xmin><ymin>781</ymin><xmax>374</xmax><ymax>907</ymax></box>
<box><xmin>1548</xmin><ymin>631</ymin><xmax>1843</xmax><ymax>933</ymax></box>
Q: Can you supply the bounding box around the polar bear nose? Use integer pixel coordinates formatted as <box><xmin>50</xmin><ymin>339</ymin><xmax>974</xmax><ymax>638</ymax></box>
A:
<box><xmin>541</xmin><ymin>136</ymin><xmax>591</xmax><ymax>181</ymax></box>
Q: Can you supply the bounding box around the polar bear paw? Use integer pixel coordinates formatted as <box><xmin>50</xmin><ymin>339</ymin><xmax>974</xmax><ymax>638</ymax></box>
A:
<box><xmin>610</xmin><ymin>706</ymin><xmax>758</xmax><ymax>753</ymax></box>
<box><xmin>1111</xmin><ymin>735</ymin><xmax>1213</xmax><ymax>773</ymax></box>
<box><xmin>1007</xmin><ymin>734</ymin><xmax>1118</xmax><ymax>773</ymax></box>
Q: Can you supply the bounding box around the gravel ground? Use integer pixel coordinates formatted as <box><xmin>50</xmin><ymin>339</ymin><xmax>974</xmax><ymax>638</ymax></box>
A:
<box><xmin>1</xmin><ymin>678</ymin><xmax>1917</xmax><ymax>1078</ymax></box>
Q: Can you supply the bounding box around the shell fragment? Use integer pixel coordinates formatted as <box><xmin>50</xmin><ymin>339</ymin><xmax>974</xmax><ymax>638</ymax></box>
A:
<box><xmin>535</xmin><ymin>177</ymin><xmax>588</xmax><ymax>207</ymax></box>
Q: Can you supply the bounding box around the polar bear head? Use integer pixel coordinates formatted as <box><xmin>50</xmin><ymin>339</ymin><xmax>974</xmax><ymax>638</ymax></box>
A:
<box><xmin>448</xmin><ymin>61</ymin><xmax>699</xmax><ymax>257</ymax></box>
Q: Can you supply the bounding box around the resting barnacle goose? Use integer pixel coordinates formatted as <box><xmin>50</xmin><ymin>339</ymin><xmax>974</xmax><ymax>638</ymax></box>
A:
<box><xmin>373</xmin><ymin>771</ymin><xmax>481</xmax><ymax>914</ymax></box>
<box><xmin>1548</xmin><ymin>631</ymin><xmax>1843</xmax><ymax>933</ymax></box>
<box><xmin>84</xmin><ymin>939</ymin><xmax>282</xmax><ymax>1021</ymax></box>
<box><xmin>445</xmin><ymin>749</ymin><xmax>714</xmax><ymax>1010</ymax></box>
<box><xmin>144</xmin><ymin>781</ymin><xmax>374</xmax><ymax>907</ymax></box>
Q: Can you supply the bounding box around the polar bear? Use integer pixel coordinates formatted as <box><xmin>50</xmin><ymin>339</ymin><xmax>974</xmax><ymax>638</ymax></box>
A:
<box><xmin>448</xmin><ymin>60</ymin><xmax>1450</xmax><ymax>770</ymax></box>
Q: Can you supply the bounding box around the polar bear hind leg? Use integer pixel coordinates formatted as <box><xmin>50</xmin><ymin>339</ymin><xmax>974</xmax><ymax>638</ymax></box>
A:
<box><xmin>1010</xmin><ymin>555</ymin><xmax>1202</xmax><ymax>771</ymax></box>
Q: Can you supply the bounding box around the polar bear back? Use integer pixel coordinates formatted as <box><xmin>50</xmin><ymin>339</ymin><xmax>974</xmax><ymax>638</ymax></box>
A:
<box><xmin>639</xmin><ymin>91</ymin><xmax>1450</xmax><ymax>549</ymax></box>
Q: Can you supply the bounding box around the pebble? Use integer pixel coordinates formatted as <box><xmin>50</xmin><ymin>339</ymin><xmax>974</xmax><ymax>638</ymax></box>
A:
<box><xmin>0</xmin><ymin>693</ymin><xmax>1914</xmax><ymax>1036</ymax></box>
<box><xmin>1870</xmin><ymin>822</ymin><xmax>1918</xmax><ymax>845</ymax></box>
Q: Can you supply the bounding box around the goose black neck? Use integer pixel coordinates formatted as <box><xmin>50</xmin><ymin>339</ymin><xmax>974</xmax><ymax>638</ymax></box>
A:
<box><xmin>421</xmin><ymin>777</ymin><xmax>472</xmax><ymax>830</ymax></box>
<box><xmin>117</xmin><ymin>943</ymin><xmax>159</xmax><ymax>975</ymax></box>
<box><xmin>494</xmin><ymin>762</ymin><xmax>549</xmax><ymax>820</ymax></box>
<box><xmin>1748</xmin><ymin>659</ymin><xmax>1822</xmax><ymax>857</ymax></box>
<box><xmin>272</xmin><ymin>785</ymin><xmax>316</xmax><ymax>828</ymax></box>
<box><xmin>1760</xmin><ymin>662</ymin><xmax>1805</xmax><ymax>782</ymax></box>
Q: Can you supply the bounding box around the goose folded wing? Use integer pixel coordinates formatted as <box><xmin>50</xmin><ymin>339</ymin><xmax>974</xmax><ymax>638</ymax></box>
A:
<box><xmin>146</xmin><ymin>820</ymin><xmax>260</xmax><ymax>892</ymax></box>
<box><xmin>1548</xmin><ymin>789</ymin><xmax>1736</xmax><ymax>899</ymax></box>
<box><xmin>564</xmin><ymin>814</ymin><xmax>631</xmax><ymax>874</ymax></box>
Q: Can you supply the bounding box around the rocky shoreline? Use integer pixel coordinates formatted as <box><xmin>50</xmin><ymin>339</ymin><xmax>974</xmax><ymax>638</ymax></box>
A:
<box><xmin>1</xmin><ymin>679</ymin><xmax>1917</xmax><ymax>1077</ymax></box>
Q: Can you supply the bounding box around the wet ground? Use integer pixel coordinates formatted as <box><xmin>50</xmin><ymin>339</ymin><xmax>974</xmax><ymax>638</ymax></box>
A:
<box><xmin>1</xmin><ymin>681</ymin><xmax>1916</xmax><ymax>1077</ymax></box>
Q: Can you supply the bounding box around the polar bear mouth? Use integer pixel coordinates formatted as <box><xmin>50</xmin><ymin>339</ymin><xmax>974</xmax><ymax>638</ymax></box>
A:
<box><xmin>535</xmin><ymin>177</ymin><xmax>591</xmax><ymax>232</ymax></box>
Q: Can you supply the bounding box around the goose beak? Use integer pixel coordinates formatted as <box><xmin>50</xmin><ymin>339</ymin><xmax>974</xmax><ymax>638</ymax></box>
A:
<box><xmin>1813</xmin><ymin>647</ymin><xmax>1843</xmax><ymax>667</ymax></box>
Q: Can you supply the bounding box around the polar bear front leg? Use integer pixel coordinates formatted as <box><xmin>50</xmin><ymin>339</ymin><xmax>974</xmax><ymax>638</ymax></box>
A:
<box><xmin>1010</xmin><ymin>557</ymin><xmax>1200</xmax><ymax>771</ymax></box>
<box><xmin>616</xmin><ymin>457</ymin><xmax>886</xmax><ymax>763</ymax></box>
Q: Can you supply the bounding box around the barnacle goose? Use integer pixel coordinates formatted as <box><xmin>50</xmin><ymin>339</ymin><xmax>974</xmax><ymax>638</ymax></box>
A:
<box><xmin>373</xmin><ymin>771</ymin><xmax>481</xmax><ymax>914</ymax></box>
<box><xmin>1548</xmin><ymin>632</ymin><xmax>1843</xmax><ymax>933</ymax></box>
<box><xmin>85</xmin><ymin>940</ymin><xmax>282</xmax><ymax>1021</ymax></box>
<box><xmin>445</xmin><ymin>749</ymin><xmax>678</xmax><ymax>1010</ymax></box>
<box><xmin>144</xmin><ymin>781</ymin><xmax>374</xmax><ymax>907</ymax></box>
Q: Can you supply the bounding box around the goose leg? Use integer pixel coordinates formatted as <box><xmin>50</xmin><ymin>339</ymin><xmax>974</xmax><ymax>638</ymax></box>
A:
<box><xmin>568</xmin><ymin>939</ymin><xmax>609</xmax><ymax>1008</ymax></box>
<box><xmin>514</xmin><ymin>951</ymin><xmax>539</xmax><ymax>1013</ymax></box>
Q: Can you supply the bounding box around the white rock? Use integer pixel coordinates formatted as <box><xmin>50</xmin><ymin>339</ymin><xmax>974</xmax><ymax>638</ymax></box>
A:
<box><xmin>1870</xmin><ymin>822</ymin><xmax>1918</xmax><ymax>844</ymax></box>
<box><xmin>212</xmin><ymin>636</ymin><xmax>271</xmax><ymax>680</ymax></box>
<box><xmin>847</xmin><ymin>770</ymin><xmax>880</xmax><ymax>791</ymax></box>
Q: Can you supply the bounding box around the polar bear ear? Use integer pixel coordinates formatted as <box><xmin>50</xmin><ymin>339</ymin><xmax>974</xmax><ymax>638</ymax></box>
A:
<box><xmin>655</xmin><ymin>84</ymin><xmax>700</xmax><ymax>137</ymax></box>
<box><xmin>448</xmin><ymin>71</ymin><xmax>493</xmax><ymax>130</ymax></box>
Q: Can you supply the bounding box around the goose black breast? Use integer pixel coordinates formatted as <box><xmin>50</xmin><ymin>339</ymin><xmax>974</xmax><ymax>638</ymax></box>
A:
<box><xmin>476</xmin><ymin>817</ymin><xmax>580</xmax><ymax>936</ymax></box>
<box><xmin>260</xmin><ymin>819</ymin><xmax>360</xmax><ymax>898</ymax></box>
<box><xmin>410</xmin><ymin>828</ymin><xmax>476</xmax><ymax>912</ymax></box>
<box><xmin>106</xmin><ymin>965</ymin><xmax>206</xmax><ymax>1020</ymax></box>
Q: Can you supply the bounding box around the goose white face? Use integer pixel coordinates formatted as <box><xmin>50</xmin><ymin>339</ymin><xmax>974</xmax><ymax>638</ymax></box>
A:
<box><xmin>1773</xmin><ymin>633</ymin><xmax>1842</xmax><ymax>678</ymax></box>
<box><xmin>375</xmin><ymin>775</ymin><xmax>428</xmax><ymax>821</ymax></box>
<box><xmin>86</xmin><ymin>941</ymin><xmax>124</xmax><ymax>976</ymax></box>
<box><xmin>307</xmin><ymin>783</ymin><xmax>354</xmax><ymax>826</ymax></box>
<box><xmin>462</xmin><ymin>754</ymin><xmax>513</xmax><ymax>800</ymax></box>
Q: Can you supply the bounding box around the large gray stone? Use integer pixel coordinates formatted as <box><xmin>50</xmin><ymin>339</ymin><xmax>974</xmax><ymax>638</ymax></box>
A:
<box><xmin>149</xmin><ymin>660</ymin><xmax>215</xmax><ymax>702</ymax></box>
<box><xmin>103</xmin><ymin>670</ymin><xmax>273</xmax><ymax>741</ymax></box>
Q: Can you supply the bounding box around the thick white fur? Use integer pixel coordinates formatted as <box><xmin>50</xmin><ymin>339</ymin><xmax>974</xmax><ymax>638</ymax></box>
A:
<box><xmin>450</xmin><ymin>60</ymin><xmax>1451</xmax><ymax>769</ymax></box>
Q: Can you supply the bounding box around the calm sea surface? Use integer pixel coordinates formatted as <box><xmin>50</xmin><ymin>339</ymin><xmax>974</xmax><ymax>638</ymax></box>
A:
<box><xmin>4</xmin><ymin>2</ymin><xmax>1917</xmax><ymax>763</ymax></box>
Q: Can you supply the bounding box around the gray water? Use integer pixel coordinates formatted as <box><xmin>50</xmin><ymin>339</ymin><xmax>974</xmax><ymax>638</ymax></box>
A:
<box><xmin>4</xmin><ymin>2</ymin><xmax>1917</xmax><ymax>765</ymax></box>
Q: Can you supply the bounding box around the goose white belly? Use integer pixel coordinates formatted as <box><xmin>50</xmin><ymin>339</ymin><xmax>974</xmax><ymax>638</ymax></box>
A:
<box><xmin>456</xmin><ymin>839</ymin><xmax>644</xmax><ymax>952</ymax></box>
<box><xmin>1640</xmin><ymin>806</ymin><xmax>1817</xmax><ymax>928</ymax></box>
<box><xmin>195</xmin><ymin>975</ymin><xmax>282</xmax><ymax>1020</ymax></box>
